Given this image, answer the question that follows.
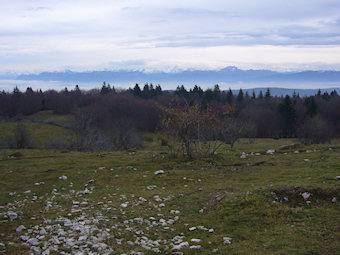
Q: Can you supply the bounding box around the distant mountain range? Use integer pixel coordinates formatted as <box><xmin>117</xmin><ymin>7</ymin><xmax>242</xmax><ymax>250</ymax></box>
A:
<box><xmin>232</xmin><ymin>87</ymin><xmax>340</xmax><ymax>97</ymax></box>
<box><xmin>15</xmin><ymin>66</ymin><xmax>340</xmax><ymax>84</ymax></box>
<box><xmin>0</xmin><ymin>66</ymin><xmax>339</xmax><ymax>96</ymax></box>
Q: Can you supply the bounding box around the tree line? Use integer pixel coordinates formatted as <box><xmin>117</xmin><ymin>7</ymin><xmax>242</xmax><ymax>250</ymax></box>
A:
<box><xmin>0</xmin><ymin>82</ymin><xmax>339</xmax><ymax>151</ymax></box>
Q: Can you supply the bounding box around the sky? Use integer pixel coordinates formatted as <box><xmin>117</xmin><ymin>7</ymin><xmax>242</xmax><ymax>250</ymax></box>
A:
<box><xmin>1</xmin><ymin>0</ymin><xmax>340</xmax><ymax>75</ymax></box>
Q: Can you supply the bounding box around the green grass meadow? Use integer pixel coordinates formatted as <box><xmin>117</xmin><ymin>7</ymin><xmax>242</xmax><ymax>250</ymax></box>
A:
<box><xmin>0</xmin><ymin>119</ymin><xmax>339</xmax><ymax>254</ymax></box>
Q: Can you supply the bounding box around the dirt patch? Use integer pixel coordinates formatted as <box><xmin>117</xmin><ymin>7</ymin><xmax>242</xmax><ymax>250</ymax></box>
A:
<box><xmin>252</xmin><ymin>161</ymin><xmax>277</xmax><ymax>166</ymax></box>
<box><xmin>268</xmin><ymin>187</ymin><xmax>339</xmax><ymax>207</ymax></box>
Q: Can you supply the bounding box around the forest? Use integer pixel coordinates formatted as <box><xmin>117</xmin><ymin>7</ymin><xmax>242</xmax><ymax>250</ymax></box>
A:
<box><xmin>0</xmin><ymin>83</ymin><xmax>339</xmax><ymax>154</ymax></box>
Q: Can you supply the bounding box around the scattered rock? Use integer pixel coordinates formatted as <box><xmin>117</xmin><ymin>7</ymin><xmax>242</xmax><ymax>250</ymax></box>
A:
<box><xmin>27</xmin><ymin>238</ymin><xmax>39</xmax><ymax>246</ymax></box>
<box><xmin>121</xmin><ymin>202</ymin><xmax>128</xmax><ymax>208</ymax></box>
<box><xmin>147</xmin><ymin>185</ymin><xmax>157</xmax><ymax>190</ymax></box>
<box><xmin>266</xmin><ymin>149</ymin><xmax>275</xmax><ymax>154</ymax></box>
<box><xmin>223</xmin><ymin>237</ymin><xmax>232</xmax><ymax>245</ymax></box>
<box><xmin>16</xmin><ymin>225</ymin><xmax>26</xmax><ymax>232</ymax></box>
<box><xmin>191</xmin><ymin>238</ymin><xmax>201</xmax><ymax>243</ymax></box>
<box><xmin>172</xmin><ymin>242</ymin><xmax>189</xmax><ymax>250</ymax></box>
<box><xmin>332</xmin><ymin>197</ymin><xmax>337</xmax><ymax>203</ymax></box>
<box><xmin>20</xmin><ymin>235</ymin><xmax>29</xmax><ymax>242</ymax></box>
<box><xmin>190</xmin><ymin>245</ymin><xmax>201</xmax><ymax>249</ymax></box>
<box><xmin>240</xmin><ymin>152</ymin><xmax>247</xmax><ymax>159</ymax></box>
<box><xmin>301</xmin><ymin>192</ymin><xmax>311</xmax><ymax>200</ymax></box>
<box><xmin>7</xmin><ymin>211</ymin><xmax>18</xmax><ymax>221</ymax></box>
<box><xmin>154</xmin><ymin>170</ymin><xmax>165</xmax><ymax>175</ymax></box>
<box><xmin>59</xmin><ymin>176</ymin><xmax>67</xmax><ymax>180</ymax></box>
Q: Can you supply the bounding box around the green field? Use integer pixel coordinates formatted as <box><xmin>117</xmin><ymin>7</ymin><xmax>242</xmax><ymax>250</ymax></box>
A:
<box><xmin>0</xmin><ymin>111</ymin><xmax>74</xmax><ymax>149</ymax></box>
<box><xmin>27</xmin><ymin>111</ymin><xmax>75</xmax><ymax>126</ymax></box>
<box><xmin>0</xmin><ymin>135</ymin><xmax>339</xmax><ymax>254</ymax></box>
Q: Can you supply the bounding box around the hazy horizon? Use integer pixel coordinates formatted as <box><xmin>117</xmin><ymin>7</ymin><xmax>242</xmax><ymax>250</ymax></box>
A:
<box><xmin>1</xmin><ymin>78</ymin><xmax>340</xmax><ymax>93</ymax></box>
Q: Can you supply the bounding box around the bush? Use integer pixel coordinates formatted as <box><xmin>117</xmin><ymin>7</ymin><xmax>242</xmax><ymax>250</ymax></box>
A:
<box><xmin>158</xmin><ymin>136</ymin><xmax>168</xmax><ymax>146</ymax></box>
<box><xmin>297</xmin><ymin>117</ymin><xmax>332</xmax><ymax>144</ymax></box>
<box><xmin>73</xmin><ymin>107</ymin><xmax>143</xmax><ymax>151</ymax></box>
<box><xmin>111</xmin><ymin>118</ymin><xmax>143</xmax><ymax>150</ymax></box>
<box><xmin>45</xmin><ymin>136</ymin><xmax>73</xmax><ymax>150</ymax></box>
<box><xmin>1</xmin><ymin>124</ymin><xmax>37</xmax><ymax>149</ymax></box>
<box><xmin>14</xmin><ymin>124</ymin><xmax>30</xmax><ymax>148</ymax></box>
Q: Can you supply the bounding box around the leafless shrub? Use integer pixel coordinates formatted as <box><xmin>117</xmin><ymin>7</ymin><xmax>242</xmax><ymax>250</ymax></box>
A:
<box><xmin>73</xmin><ymin>108</ymin><xmax>143</xmax><ymax>151</ymax></box>
<box><xmin>45</xmin><ymin>135</ymin><xmax>73</xmax><ymax>150</ymax></box>
<box><xmin>297</xmin><ymin>117</ymin><xmax>332</xmax><ymax>144</ymax></box>
<box><xmin>111</xmin><ymin>118</ymin><xmax>143</xmax><ymax>150</ymax></box>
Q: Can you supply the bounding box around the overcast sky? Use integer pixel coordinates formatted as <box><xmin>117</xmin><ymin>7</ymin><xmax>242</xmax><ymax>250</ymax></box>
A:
<box><xmin>1</xmin><ymin>0</ymin><xmax>340</xmax><ymax>74</ymax></box>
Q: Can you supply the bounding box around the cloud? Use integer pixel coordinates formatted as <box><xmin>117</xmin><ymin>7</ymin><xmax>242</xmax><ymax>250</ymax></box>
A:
<box><xmin>1</xmin><ymin>0</ymin><xmax>340</xmax><ymax>74</ymax></box>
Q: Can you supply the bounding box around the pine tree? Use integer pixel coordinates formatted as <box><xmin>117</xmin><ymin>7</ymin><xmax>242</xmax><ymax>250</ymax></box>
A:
<box><xmin>100</xmin><ymin>81</ymin><xmax>109</xmax><ymax>95</ymax></box>
<box><xmin>277</xmin><ymin>95</ymin><xmax>298</xmax><ymax>136</ymax></box>
<box><xmin>265</xmin><ymin>88</ymin><xmax>271</xmax><ymax>99</ymax></box>
<box><xmin>258</xmin><ymin>90</ymin><xmax>263</xmax><ymax>99</ymax></box>
<box><xmin>237</xmin><ymin>88</ymin><xmax>244</xmax><ymax>102</ymax></box>
<box><xmin>111</xmin><ymin>84</ymin><xmax>116</xmax><ymax>94</ymax></box>
<box><xmin>155</xmin><ymin>85</ymin><xmax>162</xmax><ymax>95</ymax></box>
<box><xmin>245</xmin><ymin>91</ymin><xmax>249</xmax><ymax>98</ymax></box>
<box><xmin>176</xmin><ymin>85</ymin><xmax>189</xmax><ymax>97</ymax></box>
<box><xmin>213</xmin><ymin>84</ymin><xmax>221</xmax><ymax>101</ymax></box>
<box><xmin>133</xmin><ymin>84</ymin><xmax>142</xmax><ymax>97</ymax></box>
<box><xmin>293</xmin><ymin>90</ymin><xmax>297</xmax><ymax>98</ymax></box>
<box><xmin>251</xmin><ymin>90</ymin><xmax>256</xmax><ymax>99</ymax></box>
<box><xmin>13</xmin><ymin>86</ymin><xmax>21</xmax><ymax>95</ymax></box>
<box><xmin>303</xmin><ymin>96</ymin><xmax>317</xmax><ymax>117</ymax></box>
<box><xmin>330</xmin><ymin>90</ymin><xmax>338</xmax><ymax>97</ymax></box>
<box><xmin>226</xmin><ymin>88</ymin><xmax>233</xmax><ymax>104</ymax></box>
<box><xmin>26</xmin><ymin>87</ymin><xmax>33</xmax><ymax>93</ymax></box>
<box><xmin>317</xmin><ymin>89</ymin><xmax>322</xmax><ymax>96</ymax></box>
<box><xmin>149</xmin><ymin>83</ymin><xmax>156</xmax><ymax>98</ymax></box>
<box><xmin>204</xmin><ymin>89</ymin><xmax>214</xmax><ymax>102</ymax></box>
<box><xmin>322</xmin><ymin>91</ymin><xmax>330</xmax><ymax>101</ymax></box>
<box><xmin>142</xmin><ymin>83</ymin><xmax>150</xmax><ymax>98</ymax></box>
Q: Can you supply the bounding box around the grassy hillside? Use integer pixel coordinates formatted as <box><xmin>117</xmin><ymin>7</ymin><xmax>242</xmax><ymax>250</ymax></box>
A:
<box><xmin>0</xmin><ymin>139</ymin><xmax>339</xmax><ymax>254</ymax></box>
<box><xmin>26</xmin><ymin>111</ymin><xmax>74</xmax><ymax>127</ymax></box>
<box><xmin>0</xmin><ymin>122</ymin><xmax>72</xmax><ymax>148</ymax></box>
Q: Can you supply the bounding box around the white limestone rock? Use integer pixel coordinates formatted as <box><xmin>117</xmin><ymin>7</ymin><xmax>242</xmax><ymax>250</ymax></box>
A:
<box><xmin>16</xmin><ymin>225</ymin><xmax>26</xmax><ymax>232</ymax></box>
<box><xmin>7</xmin><ymin>211</ymin><xmax>18</xmax><ymax>221</ymax></box>
<box><xmin>301</xmin><ymin>192</ymin><xmax>311</xmax><ymax>200</ymax></box>
<box><xmin>190</xmin><ymin>245</ymin><xmax>201</xmax><ymax>249</ymax></box>
<box><xmin>154</xmin><ymin>170</ymin><xmax>165</xmax><ymax>175</ymax></box>
<box><xmin>172</xmin><ymin>242</ymin><xmax>189</xmax><ymax>250</ymax></box>
<box><xmin>266</xmin><ymin>149</ymin><xmax>275</xmax><ymax>154</ymax></box>
<box><xmin>27</xmin><ymin>237</ymin><xmax>40</xmax><ymax>246</ymax></box>
<box><xmin>191</xmin><ymin>238</ymin><xmax>201</xmax><ymax>243</ymax></box>
<box><xmin>120</xmin><ymin>202</ymin><xmax>128</xmax><ymax>208</ymax></box>
<box><xmin>223</xmin><ymin>237</ymin><xmax>232</xmax><ymax>245</ymax></box>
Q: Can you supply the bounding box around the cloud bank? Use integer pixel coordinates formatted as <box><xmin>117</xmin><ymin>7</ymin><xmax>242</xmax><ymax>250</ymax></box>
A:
<box><xmin>1</xmin><ymin>0</ymin><xmax>340</xmax><ymax>73</ymax></box>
